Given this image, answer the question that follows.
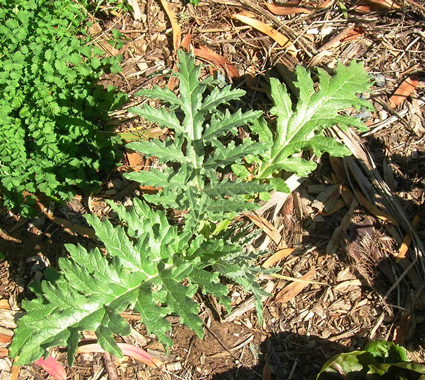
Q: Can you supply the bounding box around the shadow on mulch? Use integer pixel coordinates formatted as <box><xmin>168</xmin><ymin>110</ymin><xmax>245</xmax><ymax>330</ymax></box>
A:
<box><xmin>0</xmin><ymin>209</ymin><xmax>93</xmax><ymax>302</ymax></box>
<box><xmin>211</xmin><ymin>331</ymin><xmax>360</xmax><ymax>380</ymax></box>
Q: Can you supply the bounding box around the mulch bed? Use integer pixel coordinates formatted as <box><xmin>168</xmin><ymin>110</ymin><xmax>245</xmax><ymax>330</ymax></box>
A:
<box><xmin>1</xmin><ymin>0</ymin><xmax>425</xmax><ymax>379</ymax></box>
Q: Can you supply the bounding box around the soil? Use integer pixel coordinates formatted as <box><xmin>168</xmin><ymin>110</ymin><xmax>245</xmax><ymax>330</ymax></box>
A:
<box><xmin>1</xmin><ymin>0</ymin><xmax>425</xmax><ymax>379</ymax></box>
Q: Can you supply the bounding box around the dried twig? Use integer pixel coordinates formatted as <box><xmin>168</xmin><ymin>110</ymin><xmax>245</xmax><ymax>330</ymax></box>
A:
<box><xmin>102</xmin><ymin>352</ymin><xmax>119</xmax><ymax>380</ymax></box>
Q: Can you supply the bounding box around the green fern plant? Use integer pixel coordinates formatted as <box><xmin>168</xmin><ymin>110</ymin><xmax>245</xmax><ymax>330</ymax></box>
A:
<box><xmin>0</xmin><ymin>0</ymin><xmax>126</xmax><ymax>215</ymax></box>
<box><xmin>125</xmin><ymin>50</ymin><xmax>270</xmax><ymax>226</ymax></box>
<box><xmin>232</xmin><ymin>61</ymin><xmax>372</xmax><ymax>192</ymax></box>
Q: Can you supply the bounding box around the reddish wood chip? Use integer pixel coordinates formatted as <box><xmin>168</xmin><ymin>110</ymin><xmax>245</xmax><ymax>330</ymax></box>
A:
<box><xmin>0</xmin><ymin>333</ymin><xmax>12</xmax><ymax>344</ymax></box>
<box><xmin>0</xmin><ymin>299</ymin><xmax>11</xmax><ymax>309</ymax></box>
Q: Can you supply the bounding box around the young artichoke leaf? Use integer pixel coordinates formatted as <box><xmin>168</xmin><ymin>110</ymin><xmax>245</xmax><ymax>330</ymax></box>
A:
<box><xmin>252</xmin><ymin>61</ymin><xmax>372</xmax><ymax>182</ymax></box>
<box><xmin>10</xmin><ymin>198</ymin><xmax>262</xmax><ymax>366</ymax></box>
<box><xmin>126</xmin><ymin>50</ymin><xmax>269</xmax><ymax>221</ymax></box>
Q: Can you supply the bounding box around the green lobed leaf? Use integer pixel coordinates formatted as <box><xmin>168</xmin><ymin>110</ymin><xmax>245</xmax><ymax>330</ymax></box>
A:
<box><xmin>200</xmin><ymin>85</ymin><xmax>246</xmax><ymax>112</ymax></box>
<box><xmin>128</xmin><ymin>105</ymin><xmax>183</xmax><ymax>134</ymax></box>
<box><xmin>203</xmin><ymin>109</ymin><xmax>262</xmax><ymax>142</ymax></box>
<box><xmin>11</xmin><ymin>203</ymin><xmax>267</xmax><ymax>366</ymax></box>
<box><xmin>249</xmin><ymin>116</ymin><xmax>273</xmax><ymax>146</ymax></box>
<box><xmin>135</xmin><ymin>85</ymin><xmax>181</xmax><ymax>106</ymax></box>
<box><xmin>125</xmin><ymin>167</ymin><xmax>188</xmax><ymax>191</ymax></box>
<box><xmin>316</xmin><ymin>340</ymin><xmax>425</xmax><ymax>379</ymax></box>
<box><xmin>125</xmin><ymin>50</ymin><xmax>269</xmax><ymax>221</ymax></box>
<box><xmin>204</xmin><ymin>139</ymin><xmax>267</xmax><ymax>169</ymax></box>
<box><xmin>204</xmin><ymin>179</ymin><xmax>270</xmax><ymax>198</ymax></box>
<box><xmin>254</xmin><ymin>61</ymin><xmax>372</xmax><ymax>184</ymax></box>
<box><xmin>231</xmin><ymin>164</ymin><xmax>251</xmax><ymax>179</ymax></box>
<box><xmin>127</xmin><ymin>140</ymin><xmax>188</xmax><ymax>164</ymax></box>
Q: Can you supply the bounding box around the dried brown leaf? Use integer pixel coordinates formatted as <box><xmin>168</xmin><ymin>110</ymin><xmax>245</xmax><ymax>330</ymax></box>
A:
<box><xmin>0</xmin><ymin>228</ymin><xmax>21</xmax><ymax>243</ymax></box>
<box><xmin>354</xmin><ymin>188</ymin><xmax>399</xmax><ymax>226</ymax></box>
<box><xmin>160</xmin><ymin>0</ymin><xmax>181</xmax><ymax>50</ymax></box>
<box><xmin>340</xmin><ymin>27</ymin><xmax>365</xmax><ymax>42</ymax></box>
<box><xmin>78</xmin><ymin>343</ymin><xmax>163</xmax><ymax>368</ymax></box>
<box><xmin>125</xmin><ymin>149</ymin><xmax>145</xmax><ymax>168</ymax></box>
<box><xmin>394</xmin><ymin>313</ymin><xmax>411</xmax><ymax>345</ymax></box>
<box><xmin>232</xmin><ymin>12</ymin><xmax>297</xmax><ymax>56</ymax></box>
<box><xmin>245</xmin><ymin>213</ymin><xmax>281</xmax><ymax>246</ymax></box>
<box><xmin>330</xmin><ymin>157</ymin><xmax>348</xmax><ymax>183</ymax></box>
<box><xmin>340</xmin><ymin>184</ymin><xmax>354</xmax><ymax>207</ymax></box>
<box><xmin>326</xmin><ymin>198</ymin><xmax>358</xmax><ymax>254</ymax></box>
<box><xmin>320</xmin><ymin>198</ymin><xmax>346</xmax><ymax>216</ymax></box>
<box><xmin>180</xmin><ymin>33</ymin><xmax>192</xmax><ymax>50</ymax></box>
<box><xmin>275</xmin><ymin>267</ymin><xmax>316</xmax><ymax>303</ymax></box>
<box><xmin>263</xmin><ymin>2</ymin><xmax>311</xmax><ymax>15</ymax></box>
<box><xmin>35</xmin><ymin>198</ymin><xmax>96</xmax><ymax>239</ymax></box>
<box><xmin>363</xmin><ymin>0</ymin><xmax>401</xmax><ymax>9</ymax></box>
<box><xmin>127</xmin><ymin>0</ymin><xmax>143</xmax><ymax>21</ymax></box>
<box><xmin>397</xmin><ymin>213</ymin><xmax>420</xmax><ymax>261</ymax></box>
<box><xmin>262</xmin><ymin>361</ymin><xmax>272</xmax><ymax>380</ymax></box>
<box><xmin>316</xmin><ymin>0</ymin><xmax>333</xmax><ymax>7</ymax></box>
<box><xmin>262</xmin><ymin>248</ymin><xmax>295</xmax><ymax>268</ymax></box>
<box><xmin>194</xmin><ymin>45</ymin><xmax>240</xmax><ymax>78</ymax></box>
<box><xmin>389</xmin><ymin>75</ymin><xmax>420</xmax><ymax>108</ymax></box>
<box><xmin>35</xmin><ymin>356</ymin><xmax>67</xmax><ymax>380</ymax></box>
<box><xmin>319</xmin><ymin>24</ymin><xmax>355</xmax><ymax>51</ymax></box>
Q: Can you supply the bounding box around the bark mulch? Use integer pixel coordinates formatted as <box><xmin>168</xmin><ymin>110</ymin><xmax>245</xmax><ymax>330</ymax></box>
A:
<box><xmin>1</xmin><ymin>0</ymin><xmax>425</xmax><ymax>379</ymax></box>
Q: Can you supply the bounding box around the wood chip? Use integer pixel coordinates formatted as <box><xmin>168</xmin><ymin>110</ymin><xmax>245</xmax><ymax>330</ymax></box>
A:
<box><xmin>224</xmin><ymin>281</ymin><xmax>275</xmax><ymax>322</ymax></box>
<box><xmin>0</xmin><ymin>334</ymin><xmax>12</xmax><ymax>345</ymax></box>
<box><xmin>166</xmin><ymin>362</ymin><xmax>182</xmax><ymax>371</ymax></box>
<box><xmin>9</xmin><ymin>365</ymin><xmax>20</xmax><ymax>380</ymax></box>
